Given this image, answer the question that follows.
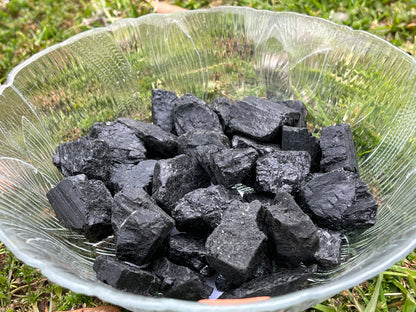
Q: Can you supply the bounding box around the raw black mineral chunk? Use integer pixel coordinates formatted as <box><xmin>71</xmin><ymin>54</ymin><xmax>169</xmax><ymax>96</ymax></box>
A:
<box><xmin>177</xmin><ymin>130</ymin><xmax>230</xmax><ymax>158</ymax></box>
<box><xmin>209</xmin><ymin>97</ymin><xmax>234</xmax><ymax>131</ymax></box>
<box><xmin>152</xmin><ymin>154</ymin><xmax>210</xmax><ymax>212</ymax></box>
<box><xmin>227</xmin><ymin>96</ymin><xmax>300</xmax><ymax>142</ymax></box>
<box><xmin>281</xmin><ymin>126</ymin><xmax>321</xmax><ymax>172</ymax></box>
<box><xmin>220</xmin><ymin>264</ymin><xmax>317</xmax><ymax>299</ymax></box>
<box><xmin>46</xmin><ymin>174</ymin><xmax>113</xmax><ymax>242</ymax></box>
<box><xmin>265</xmin><ymin>192</ymin><xmax>319</xmax><ymax>265</ymax></box>
<box><xmin>171</xmin><ymin>185</ymin><xmax>241</xmax><ymax>236</ymax></box>
<box><xmin>52</xmin><ymin>136</ymin><xmax>111</xmax><ymax>181</ymax></box>
<box><xmin>206</xmin><ymin>200</ymin><xmax>268</xmax><ymax>285</ymax></box>
<box><xmin>194</xmin><ymin>144</ymin><xmax>222</xmax><ymax>183</ymax></box>
<box><xmin>117</xmin><ymin>118</ymin><xmax>178</xmax><ymax>158</ymax></box>
<box><xmin>320</xmin><ymin>124</ymin><xmax>359</xmax><ymax>173</ymax></box>
<box><xmin>243</xmin><ymin>192</ymin><xmax>275</xmax><ymax>205</ymax></box>
<box><xmin>255</xmin><ymin>150</ymin><xmax>311</xmax><ymax>194</ymax></box>
<box><xmin>113</xmin><ymin>187</ymin><xmax>174</xmax><ymax>265</ymax></box>
<box><xmin>314</xmin><ymin>228</ymin><xmax>342</xmax><ymax>268</ymax></box>
<box><xmin>210</xmin><ymin>147</ymin><xmax>258</xmax><ymax>187</ymax></box>
<box><xmin>89</xmin><ymin>121</ymin><xmax>146</xmax><ymax>164</ymax></box>
<box><xmin>280</xmin><ymin>99</ymin><xmax>308</xmax><ymax>128</ymax></box>
<box><xmin>152</xmin><ymin>89</ymin><xmax>178</xmax><ymax>133</ymax></box>
<box><xmin>300</xmin><ymin>169</ymin><xmax>378</xmax><ymax>230</ymax></box>
<box><xmin>214</xmin><ymin>255</ymin><xmax>273</xmax><ymax>293</ymax></box>
<box><xmin>150</xmin><ymin>257</ymin><xmax>212</xmax><ymax>300</ymax></box>
<box><xmin>109</xmin><ymin>160</ymin><xmax>157</xmax><ymax>194</ymax></box>
<box><xmin>167</xmin><ymin>233</ymin><xmax>213</xmax><ymax>276</ymax></box>
<box><xmin>173</xmin><ymin>94</ymin><xmax>222</xmax><ymax>135</ymax></box>
<box><xmin>93</xmin><ymin>255</ymin><xmax>161</xmax><ymax>295</ymax></box>
<box><xmin>231</xmin><ymin>135</ymin><xmax>280</xmax><ymax>156</ymax></box>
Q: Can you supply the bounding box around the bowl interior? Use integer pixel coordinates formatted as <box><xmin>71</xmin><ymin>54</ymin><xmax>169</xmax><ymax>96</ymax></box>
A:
<box><xmin>1</xmin><ymin>6</ymin><xmax>416</xmax><ymax>312</ymax></box>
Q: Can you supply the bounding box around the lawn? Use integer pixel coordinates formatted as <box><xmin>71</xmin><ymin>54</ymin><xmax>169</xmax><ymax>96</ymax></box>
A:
<box><xmin>1</xmin><ymin>0</ymin><xmax>416</xmax><ymax>311</ymax></box>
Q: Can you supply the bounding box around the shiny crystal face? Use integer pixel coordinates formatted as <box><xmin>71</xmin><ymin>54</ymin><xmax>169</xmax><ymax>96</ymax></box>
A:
<box><xmin>1</xmin><ymin>6</ymin><xmax>416</xmax><ymax>312</ymax></box>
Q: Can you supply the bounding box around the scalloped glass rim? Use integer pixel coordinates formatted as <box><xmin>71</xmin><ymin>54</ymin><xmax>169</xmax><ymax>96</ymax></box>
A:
<box><xmin>1</xmin><ymin>6</ymin><xmax>416</xmax><ymax>312</ymax></box>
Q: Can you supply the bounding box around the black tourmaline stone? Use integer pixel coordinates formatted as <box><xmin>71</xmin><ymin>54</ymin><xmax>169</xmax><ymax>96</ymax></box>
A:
<box><xmin>46</xmin><ymin>174</ymin><xmax>114</xmax><ymax>242</ymax></box>
<box><xmin>320</xmin><ymin>124</ymin><xmax>359</xmax><ymax>173</ymax></box>
<box><xmin>117</xmin><ymin>118</ymin><xmax>179</xmax><ymax>159</ymax></box>
<box><xmin>255</xmin><ymin>150</ymin><xmax>311</xmax><ymax>194</ymax></box>
<box><xmin>209</xmin><ymin>96</ymin><xmax>235</xmax><ymax>131</ymax></box>
<box><xmin>193</xmin><ymin>144</ymin><xmax>223</xmax><ymax>182</ymax></box>
<box><xmin>150</xmin><ymin>257</ymin><xmax>212</xmax><ymax>300</ymax></box>
<box><xmin>281</xmin><ymin>126</ymin><xmax>321</xmax><ymax>172</ymax></box>
<box><xmin>171</xmin><ymin>185</ymin><xmax>241</xmax><ymax>236</ymax></box>
<box><xmin>167</xmin><ymin>233</ymin><xmax>213</xmax><ymax>276</ymax></box>
<box><xmin>210</xmin><ymin>147</ymin><xmax>258</xmax><ymax>187</ymax></box>
<box><xmin>109</xmin><ymin>159</ymin><xmax>157</xmax><ymax>194</ymax></box>
<box><xmin>227</xmin><ymin>96</ymin><xmax>300</xmax><ymax>142</ymax></box>
<box><xmin>113</xmin><ymin>187</ymin><xmax>174</xmax><ymax>265</ymax></box>
<box><xmin>89</xmin><ymin>121</ymin><xmax>146</xmax><ymax>164</ymax></box>
<box><xmin>215</xmin><ymin>255</ymin><xmax>273</xmax><ymax>292</ymax></box>
<box><xmin>220</xmin><ymin>264</ymin><xmax>317</xmax><ymax>299</ymax></box>
<box><xmin>280</xmin><ymin>99</ymin><xmax>308</xmax><ymax>128</ymax></box>
<box><xmin>152</xmin><ymin>154</ymin><xmax>211</xmax><ymax>212</ymax></box>
<box><xmin>177</xmin><ymin>130</ymin><xmax>230</xmax><ymax>158</ymax></box>
<box><xmin>152</xmin><ymin>89</ymin><xmax>178</xmax><ymax>133</ymax></box>
<box><xmin>52</xmin><ymin>136</ymin><xmax>111</xmax><ymax>181</ymax></box>
<box><xmin>314</xmin><ymin>228</ymin><xmax>342</xmax><ymax>268</ymax></box>
<box><xmin>206</xmin><ymin>200</ymin><xmax>268</xmax><ymax>285</ymax></box>
<box><xmin>265</xmin><ymin>192</ymin><xmax>319</xmax><ymax>265</ymax></box>
<box><xmin>300</xmin><ymin>169</ymin><xmax>378</xmax><ymax>230</ymax></box>
<box><xmin>231</xmin><ymin>135</ymin><xmax>280</xmax><ymax>156</ymax></box>
<box><xmin>93</xmin><ymin>255</ymin><xmax>161</xmax><ymax>295</ymax></box>
<box><xmin>173</xmin><ymin>94</ymin><xmax>222</xmax><ymax>136</ymax></box>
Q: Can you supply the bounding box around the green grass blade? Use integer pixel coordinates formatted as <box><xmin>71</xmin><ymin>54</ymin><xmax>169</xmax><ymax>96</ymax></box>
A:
<box><xmin>364</xmin><ymin>274</ymin><xmax>383</xmax><ymax>312</ymax></box>
<box><xmin>313</xmin><ymin>303</ymin><xmax>337</xmax><ymax>312</ymax></box>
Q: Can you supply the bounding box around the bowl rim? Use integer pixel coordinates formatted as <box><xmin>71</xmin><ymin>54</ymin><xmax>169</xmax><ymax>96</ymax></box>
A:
<box><xmin>1</xmin><ymin>5</ymin><xmax>416</xmax><ymax>311</ymax></box>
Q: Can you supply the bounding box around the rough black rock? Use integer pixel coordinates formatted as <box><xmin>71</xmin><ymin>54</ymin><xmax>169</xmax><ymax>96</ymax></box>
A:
<box><xmin>206</xmin><ymin>200</ymin><xmax>268</xmax><ymax>285</ymax></box>
<box><xmin>231</xmin><ymin>135</ymin><xmax>280</xmax><ymax>156</ymax></box>
<box><xmin>46</xmin><ymin>174</ymin><xmax>113</xmax><ymax>242</ymax></box>
<box><xmin>152</xmin><ymin>89</ymin><xmax>178</xmax><ymax>133</ymax></box>
<box><xmin>171</xmin><ymin>185</ymin><xmax>241</xmax><ymax>236</ymax></box>
<box><xmin>320</xmin><ymin>124</ymin><xmax>359</xmax><ymax>173</ymax></box>
<box><xmin>220</xmin><ymin>264</ymin><xmax>317</xmax><ymax>299</ymax></box>
<box><xmin>314</xmin><ymin>228</ymin><xmax>342</xmax><ymax>268</ymax></box>
<box><xmin>281</xmin><ymin>126</ymin><xmax>321</xmax><ymax>172</ymax></box>
<box><xmin>177</xmin><ymin>130</ymin><xmax>230</xmax><ymax>159</ymax></box>
<box><xmin>280</xmin><ymin>99</ymin><xmax>308</xmax><ymax>128</ymax></box>
<box><xmin>89</xmin><ymin>121</ymin><xmax>146</xmax><ymax>164</ymax></box>
<box><xmin>209</xmin><ymin>96</ymin><xmax>234</xmax><ymax>131</ymax></box>
<box><xmin>152</xmin><ymin>154</ymin><xmax>211</xmax><ymax>212</ymax></box>
<box><xmin>113</xmin><ymin>187</ymin><xmax>174</xmax><ymax>265</ymax></box>
<box><xmin>194</xmin><ymin>144</ymin><xmax>222</xmax><ymax>182</ymax></box>
<box><xmin>173</xmin><ymin>94</ymin><xmax>222</xmax><ymax>136</ymax></box>
<box><xmin>300</xmin><ymin>169</ymin><xmax>378</xmax><ymax>230</ymax></box>
<box><xmin>265</xmin><ymin>191</ymin><xmax>319</xmax><ymax>265</ymax></box>
<box><xmin>150</xmin><ymin>257</ymin><xmax>212</xmax><ymax>300</ymax></box>
<box><xmin>167</xmin><ymin>233</ymin><xmax>214</xmax><ymax>276</ymax></box>
<box><xmin>52</xmin><ymin>136</ymin><xmax>111</xmax><ymax>181</ymax></box>
<box><xmin>109</xmin><ymin>159</ymin><xmax>157</xmax><ymax>194</ymax></box>
<box><xmin>215</xmin><ymin>252</ymin><xmax>273</xmax><ymax>292</ymax></box>
<box><xmin>93</xmin><ymin>255</ymin><xmax>161</xmax><ymax>295</ymax></box>
<box><xmin>243</xmin><ymin>192</ymin><xmax>275</xmax><ymax>205</ymax></box>
<box><xmin>210</xmin><ymin>147</ymin><xmax>258</xmax><ymax>187</ymax></box>
<box><xmin>117</xmin><ymin>118</ymin><xmax>178</xmax><ymax>159</ymax></box>
<box><xmin>227</xmin><ymin>96</ymin><xmax>300</xmax><ymax>142</ymax></box>
<box><xmin>255</xmin><ymin>150</ymin><xmax>311</xmax><ymax>194</ymax></box>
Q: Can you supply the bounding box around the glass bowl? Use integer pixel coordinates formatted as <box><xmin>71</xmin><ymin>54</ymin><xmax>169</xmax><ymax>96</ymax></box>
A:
<box><xmin>1</xmin><ymin>6</ymin><xmax>416</xmax><ymax>312</ymax></box>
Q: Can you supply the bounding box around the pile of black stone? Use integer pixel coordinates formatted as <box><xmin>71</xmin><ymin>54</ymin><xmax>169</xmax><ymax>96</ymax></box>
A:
<box><xmin>47</xmin><ymin>89</ymin><xmax>379</xmax><ymax>300</ymax></box>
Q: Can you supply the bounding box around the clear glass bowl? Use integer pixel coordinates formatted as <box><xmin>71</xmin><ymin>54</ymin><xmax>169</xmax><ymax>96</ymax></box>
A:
<box><xmin>1</xmin><ymin>6</ymin><xmax>416</xmax><ymax>312</ymax></box>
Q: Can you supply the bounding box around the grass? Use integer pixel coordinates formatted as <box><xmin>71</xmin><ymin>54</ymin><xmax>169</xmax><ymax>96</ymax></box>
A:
<box><xmin>1</xmin><ymin>0</ymin><xmax>416</xmax><ymax>311</ymax></box>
